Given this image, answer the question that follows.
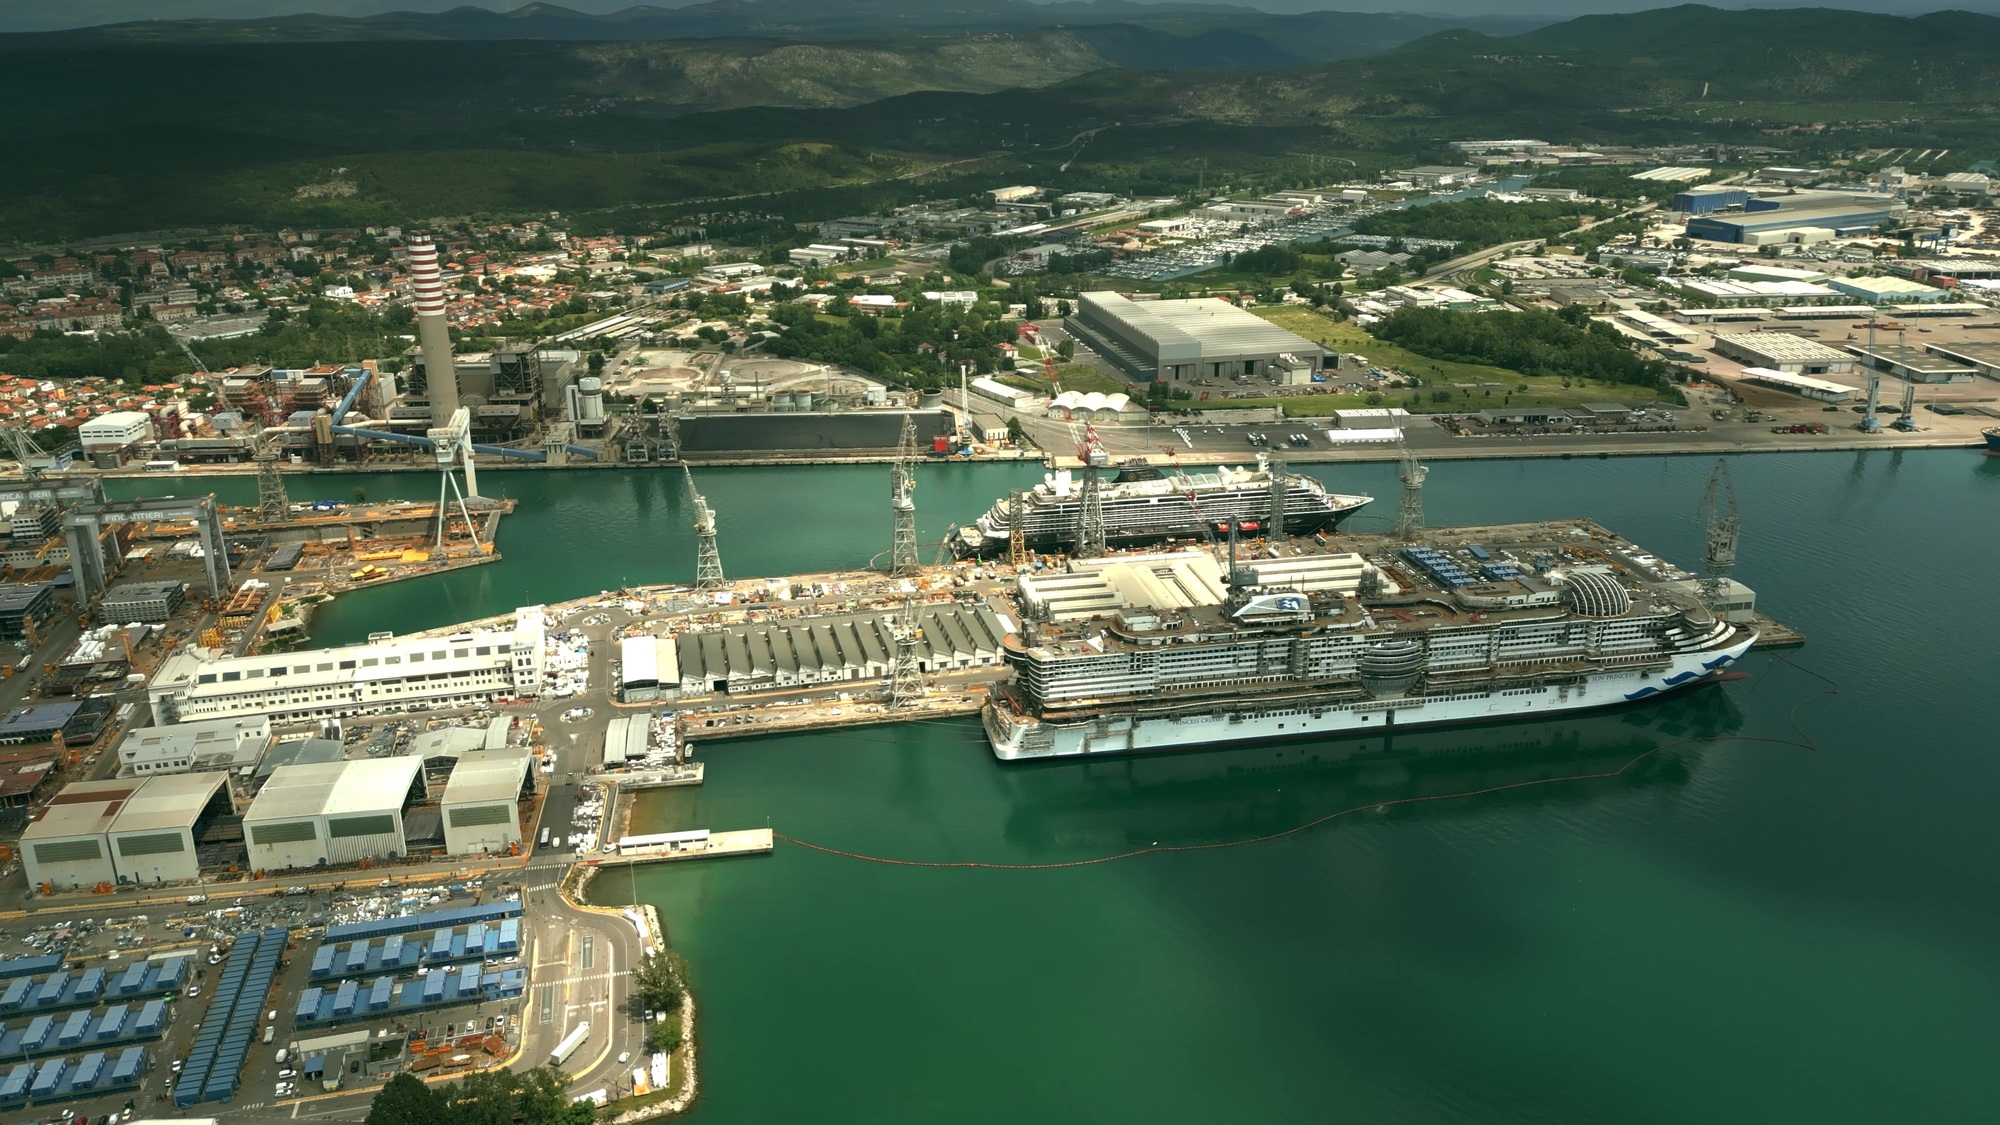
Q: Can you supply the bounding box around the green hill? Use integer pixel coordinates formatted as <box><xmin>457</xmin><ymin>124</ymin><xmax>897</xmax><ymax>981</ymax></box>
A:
<box><xmin>5</xmin><ymin>4</ymin><xmax>1999</xmax><ymax>241</ymax></box>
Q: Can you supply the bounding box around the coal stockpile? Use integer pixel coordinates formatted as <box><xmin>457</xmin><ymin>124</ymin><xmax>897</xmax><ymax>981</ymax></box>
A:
<box><xmin>678</xmin><ymin>410</ymin><xmax>952</xmax><ymax>453</ymax></box>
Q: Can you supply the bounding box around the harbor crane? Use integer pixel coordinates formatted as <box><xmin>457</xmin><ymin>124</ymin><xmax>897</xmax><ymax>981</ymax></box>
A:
<box><xmin>1074</xmin><ymin>422</ymin><xmax>1107</xmax><ymax>558</ymax></box>
<box><xmin>1696</xmin><ymin>458</ymin><xmax>1740</xmax><ymax>614</ymax></box>
<box><xmin>1853</xmin><ymin>315</ymin><xmax>1907</xmax><ymax>435</ymax></box>
<box><xmin>1393</xmin><ymin>445</ymin><xmax>1427</xmax><ymax>542</ymax></box>
<box><xmin>684</xmin><ymin>464</ymin><xmax>725</xmax><ymax>590</ymax></box>
<box><xmin>889</xmin><ymin>414</ymin><xmax>920</xmax><ymax>577</ymax></box>
<box><xmin>0</xmin><ymin>425</ymin><xmax>49</xmax><ymax>482</ymax></box>
<box><xmin>426</xmin><ymin>407</ymin><xmax>482</xmax><ymax>554</ymax></box>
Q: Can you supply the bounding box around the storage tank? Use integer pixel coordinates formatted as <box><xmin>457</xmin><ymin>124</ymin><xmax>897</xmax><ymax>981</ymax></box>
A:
<box><xmin>577</xmin><ymin>377</ymin><xmax>606</xmax><ymax>423</ymax></box>
<box><xmin>792</xmin><ymin>391</ymin><xmax>813</xmax><ymax>412</ymax></box>
<box><xmin>919</xmin><ymin>390</ymin><xmax>943</xmax><ymax>410</ymax></box>
<box><xmin>770</xmin><ymin>392</ymin><xmax>793</xmax><ymax>411</ymax></box>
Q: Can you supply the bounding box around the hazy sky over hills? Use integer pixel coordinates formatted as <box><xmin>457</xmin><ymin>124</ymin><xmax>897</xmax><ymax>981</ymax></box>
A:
<box><xmin>2</xmin><ymin>0</ymin><xmax>1992</xmax><ymax>34</ymax></box>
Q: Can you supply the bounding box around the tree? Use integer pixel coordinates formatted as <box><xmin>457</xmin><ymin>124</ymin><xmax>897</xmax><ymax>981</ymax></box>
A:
<box><xmin>632</xmin><ymin>949</ymin><xmax>686</xmax><ymax>1014</ymax></box>
<box><xmin>366</xmin><ymin>1073</ymin><xmax>444</xmax><ymax>1125</ymax></box>
<box><xmin>1056</xmin><ymin>339</ymin><xmax>1075</xmax><ymax>361</ymax></box>
<box><xmin>587</xmin><ymin>352</ymin><xmax>607</xmax><ymax>375</ymax></box>
<box><xmin>648</xmin><ymin>1018</ymin><xmax>684</xmax><ymax>1054</ymax></box>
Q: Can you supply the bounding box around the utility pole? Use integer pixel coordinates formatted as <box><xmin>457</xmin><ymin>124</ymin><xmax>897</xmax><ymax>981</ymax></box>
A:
<box><xmin>1696</xmin><ymin>458</ymin><xmax>1740</xmax><ymax>614</ymax></box>
<box><xmin>889</xmin><ymin>415</ymin><xmax>919</xmax><ymax>577</ymax></box>
<box><xmin>684</xmin><ymin>465</ymin><xmax>724</xmax><ymax>590</ymax></box>
<box><xmin>887</xmin><ymin>598</ymin><xmax>926</xmax><ymax>709</ymax></box>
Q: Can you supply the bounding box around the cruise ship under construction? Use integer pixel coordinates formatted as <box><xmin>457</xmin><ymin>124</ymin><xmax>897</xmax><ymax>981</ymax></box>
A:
<box><xmin>953</xmin><ymin>458</ymin><xmax>1370</xmax><ymax>558</ymax></box>
<box><xmin>981</xmin><ymin>506</ymin><xmax>1765</xmax><ymax>761</ymax></box>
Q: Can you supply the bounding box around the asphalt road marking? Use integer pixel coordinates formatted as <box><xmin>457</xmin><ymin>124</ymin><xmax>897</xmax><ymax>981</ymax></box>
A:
<box><xmin>581</xmin><ymin>934</ymin><xmax>595</xmax><ymax>972</ymax></box>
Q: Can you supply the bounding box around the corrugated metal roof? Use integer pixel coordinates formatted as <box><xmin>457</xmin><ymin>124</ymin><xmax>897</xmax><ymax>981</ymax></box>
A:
<box><xmin>439</xmin><ymin>750</ymin><xmax>530</xmax><ymax>807</ymax></box>
<box><xmin>1080</xmin><ymin>292</ymin><xmax>1321</xmax><ymax>359</ymax></box>
<box><xmin>247</xmin><ymin>757</ymin><xmax>422</xmax><ymax>822</ymax></box>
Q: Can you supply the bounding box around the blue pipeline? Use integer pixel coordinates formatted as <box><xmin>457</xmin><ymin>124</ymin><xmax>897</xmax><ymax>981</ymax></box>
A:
<box><xmin>333</xmin><ymin>369</ymin><xmax>372</xmax><ymax>419</ymax></box>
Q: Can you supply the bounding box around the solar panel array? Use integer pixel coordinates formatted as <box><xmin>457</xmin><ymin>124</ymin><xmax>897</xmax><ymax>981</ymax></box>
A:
<box><xmin>174</xmin><ymin>927</ymin><xmax>287</xmax><ymax>1108</ymax></box>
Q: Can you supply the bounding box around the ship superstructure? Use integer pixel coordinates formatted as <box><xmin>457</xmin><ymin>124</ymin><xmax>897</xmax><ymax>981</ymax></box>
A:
<box><xmin>983</xmin><ymin>521</ymin><xmax>1757</xmax><ymax>760</ymax></box>
<box><xmin>954</xmin><ymin>459</ymin><xmax>1369</xmax><ymax>557</ymax></box>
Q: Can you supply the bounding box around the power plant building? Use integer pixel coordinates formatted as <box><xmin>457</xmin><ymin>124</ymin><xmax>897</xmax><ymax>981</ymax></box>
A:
<box><xmin>243</xmin><ymin>758</ymin><xmax>427</xmax><ymax>871</ymax></box>
<box><xmin>22</xmin><ymin>772</ymin><xmax>234</xmax><ymax>890</ymax></box>
<box><xmin>147</xmin><ymin>608</ymin><xmax>547</xmax><ymax>725</ymax></box>
<box><xmin>438</xmin><ymin>750</ymin><xmax>532</xmax><ymax>856</ymax></box>
<box><xmin>1068</xmin><ymin>292</ymin><xmax>1326</xmax><ymax>385</ymax></box>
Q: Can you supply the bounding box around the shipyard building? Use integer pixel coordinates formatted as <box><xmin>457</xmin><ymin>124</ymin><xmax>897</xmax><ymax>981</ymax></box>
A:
<box><xmin>243</xmin><ymin>758</ymin><xmax>427</xmax><ymax>871</ymax></box>
<box><xmin>437</xmin><ymin>750</ymin><xmax>532</xmax><ymax>856</ymax></box>
<box><xmin>1712</xmin><ymin>333</ymin><xmax>1860</xmax><ymax>376</ymax></box>
<box><xmin>115</xmin><ymin>715</ymin><xmax>274</xmax><ymax>777</ymax></box>
<box><xmin>1068</xmin><ymin>292</ymin><xmax>1326</xmax><ymax>385</ymax></box>
<box><xmin>1685</xmin><ymin>192</ymin><xmax>1906</xmax><ymax>244</ymax></box>
<box><xmin>147</xmin><ymin>608</ymin><xmax>547</xmax><ymax>724</ymax></box>
<box><xmin>21</xmin><ymin>772</ymin><xmax>234</xmax><ymax>890</ymax></box>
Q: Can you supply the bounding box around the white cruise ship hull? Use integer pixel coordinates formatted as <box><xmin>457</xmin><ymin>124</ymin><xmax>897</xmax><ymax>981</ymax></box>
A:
<box><xmin>986</xmin><ymin>633</ymin><xmax>1757</xmax><ymax>761</ymax></box>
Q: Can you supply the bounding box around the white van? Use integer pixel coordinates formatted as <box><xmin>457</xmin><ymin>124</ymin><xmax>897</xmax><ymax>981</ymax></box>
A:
<box><xmin>263</xmin><ymin>1025</ymin><xmax>275</xmax><ymax>1044</ymax></box>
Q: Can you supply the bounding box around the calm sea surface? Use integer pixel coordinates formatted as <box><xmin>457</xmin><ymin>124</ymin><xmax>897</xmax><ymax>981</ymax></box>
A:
<box><xmin>111</xmin><ymin>452</ymin><xmax>2000</xmax><ymax>1123</ymax></box>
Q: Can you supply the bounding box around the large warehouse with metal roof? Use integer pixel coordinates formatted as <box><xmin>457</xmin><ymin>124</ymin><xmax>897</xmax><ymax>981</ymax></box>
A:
<box><xmin>438</xmin><ymin>750</ymin><xmax>532</xmax><ymax>856</ymax></box>
<box><xmin>670</xmin><ymin>603</ymin><xmax>1008</xmax><ymax>698</ymax></box>
<box><xmin>243</xmin><ymin>758</ymin><xmax>427</xmax><ymax>871</ymax></box>
<box><xmin>22</xmin><ymin>772</ymin><xmax>235</xmax><ymax>891</ymax></box>
<box><xmin>1068</xmin><ymin>292</ymin><xmax>1326</xmax><ymax>386</ymax></box>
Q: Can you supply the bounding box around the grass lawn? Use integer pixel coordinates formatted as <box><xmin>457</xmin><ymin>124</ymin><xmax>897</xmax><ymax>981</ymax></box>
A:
<box><xmin>1250</xmin><ymin>305</ymin><xmax>1682</xmax><ymax>412</ymax></box>
<box><xmin>1005</xmin><ymin>363</ymin><xmax>1134</xmax><ymax>397</ymax></box>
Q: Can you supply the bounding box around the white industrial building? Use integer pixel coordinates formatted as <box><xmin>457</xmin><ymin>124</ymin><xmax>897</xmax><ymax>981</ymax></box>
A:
<box><xmin>148</xmin><ymin>608</ymin><xmax>546</xmax><ymax>724</ymax></box>
<box><xmin>1069</xmin><ymin>292</ymin><xmax>1325</xmax><ymax>385</ymax></box>
<box><xmin>1713</xmin><ymin>333</ymin><xmax>1860</xmax><ymax>377</ymax></box>
<box><xmin>116</xmin><ymin>715</ymin><xmax>273</xmax><ymax>777</ymax></box>
<box><xmin>618</xmin><ymin>635</ymin><xmax>678</xmax><ymax>704</ymax></box>
<box><xmin>243</xmin><ymin>758</ymin><xmax>427</xmax><ymax>871</ymax></box>
<box><xmin>22</xmin><ymin>772</ymin><xmax>234</xmax><ymax>890</ymax></box>
<box><xmin>438</xmin><ymin>750</ymin><xmax>531</xmax><ymax>856</ymax></box>
<box><xmin>78</xmin><ymin>411</ymin><xmax>153</xmax><ymax>450</ymax></box>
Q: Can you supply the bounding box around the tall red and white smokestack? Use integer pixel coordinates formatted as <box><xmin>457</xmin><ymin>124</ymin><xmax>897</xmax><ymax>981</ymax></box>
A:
<box><xmin>406</xmin><ymin>233</ymin><xmax>460</xmax><ymax>426</ymax></box>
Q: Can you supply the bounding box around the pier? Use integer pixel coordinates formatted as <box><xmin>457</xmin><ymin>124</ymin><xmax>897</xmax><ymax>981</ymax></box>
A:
<box><xmin>586</xmin><ymin>830</ymin><xmax>775</xmax><ymax>867</ymax></box>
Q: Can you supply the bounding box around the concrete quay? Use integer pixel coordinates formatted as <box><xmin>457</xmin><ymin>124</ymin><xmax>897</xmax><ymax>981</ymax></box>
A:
<box><xmin>586</xmin><ymin>829</ymin><xmax>775</xmax><ymax>867</ymax></box>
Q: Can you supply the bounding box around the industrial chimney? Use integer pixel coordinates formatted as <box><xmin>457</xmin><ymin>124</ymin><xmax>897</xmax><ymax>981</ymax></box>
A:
<box><xmin>406</xmin><ymin>234</ymin><xmax>460</xmax><ymax>427</ymax></box>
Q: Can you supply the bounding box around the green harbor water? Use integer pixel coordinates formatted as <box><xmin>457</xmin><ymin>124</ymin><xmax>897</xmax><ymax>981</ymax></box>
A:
<box><xmin>112</xmin><ymin>453</ymin><xmax>2000</xmax><ymax>1123</ymax></box>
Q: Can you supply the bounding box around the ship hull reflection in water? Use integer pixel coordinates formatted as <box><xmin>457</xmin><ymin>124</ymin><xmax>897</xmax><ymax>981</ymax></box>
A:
<box><xmin>993</xmin><ymin>685</ymin><xmax>1743</xmax><ymax>851</ymax></box>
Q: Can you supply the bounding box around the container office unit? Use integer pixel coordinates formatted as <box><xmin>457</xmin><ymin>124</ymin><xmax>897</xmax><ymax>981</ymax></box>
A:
<box><xmin>320</xmin><ymin>899</ymin><xmax>522</xmax><ymax>944</ymax></box>
<box><xmin>0</xmin><ymin>954</ymin><xmax>61</xmax><ymax>980</ymax></box>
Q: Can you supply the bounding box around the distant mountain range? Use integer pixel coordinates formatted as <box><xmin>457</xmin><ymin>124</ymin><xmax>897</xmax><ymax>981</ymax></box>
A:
<box><xmin>4</xmin><ymin>0</ymin><xmax>1996</xmax><ymax>35</ymax></box>
<box><xmin>1</xmin><ymin>1</ymin><xmax>1540</xmax><ymax>47</ymax></box>
<box><xmin>4</xmin><ymin>4</ymin><xmax>1998</xmax><ymax>240</ymax></box>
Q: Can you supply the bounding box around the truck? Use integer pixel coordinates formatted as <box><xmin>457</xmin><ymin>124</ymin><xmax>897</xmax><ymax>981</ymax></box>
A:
<box><xmin>550</xmin><ymin>1022</ymin><xmax>590</xmax><ymax>1068</ymax></box>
